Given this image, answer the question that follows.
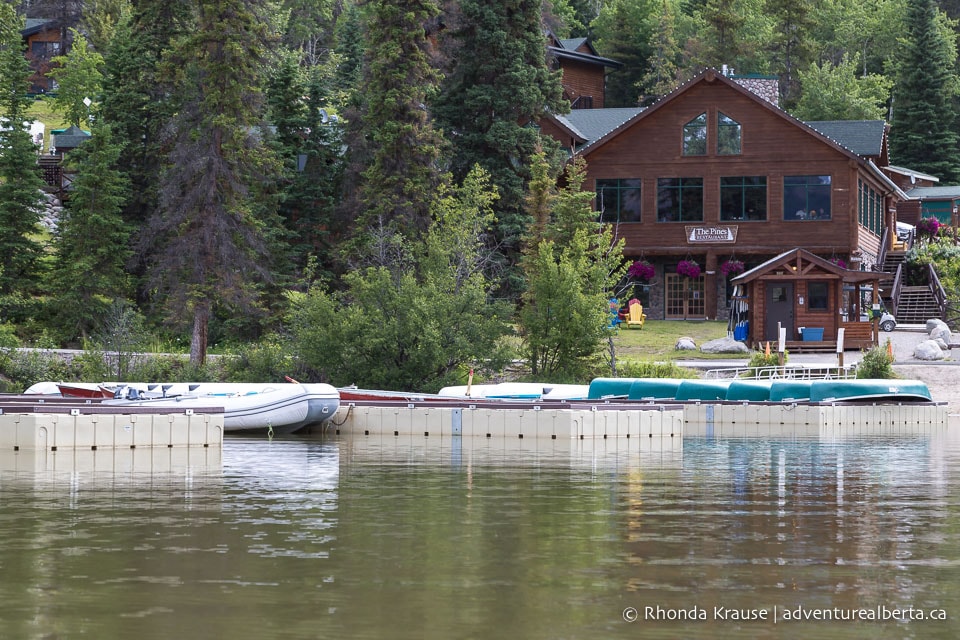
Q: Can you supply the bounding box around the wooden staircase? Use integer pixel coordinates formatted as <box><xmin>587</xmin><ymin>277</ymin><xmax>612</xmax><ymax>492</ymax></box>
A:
<box><xmin>896</xmin><ymin>285</ymin><xmax>942</xmax><ymax>324</ymax></box>
<box><xmin>881</xmin><ymin>250</ymin><xmax>907</xmax><ymax>274</ymax></box>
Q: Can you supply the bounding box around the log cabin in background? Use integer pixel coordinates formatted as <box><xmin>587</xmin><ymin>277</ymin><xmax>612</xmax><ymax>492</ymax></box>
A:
<box><xmin>540</xmin><ymin>63</ymin><xmax>951</xmax><ymax>350</ymax></box>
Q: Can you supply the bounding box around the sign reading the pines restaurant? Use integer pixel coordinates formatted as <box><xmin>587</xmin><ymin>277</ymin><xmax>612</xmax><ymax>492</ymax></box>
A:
<box><xmin>685</xmin><ymin>225</ymin><xmax>738</xmax><ymax>244</ymax></box>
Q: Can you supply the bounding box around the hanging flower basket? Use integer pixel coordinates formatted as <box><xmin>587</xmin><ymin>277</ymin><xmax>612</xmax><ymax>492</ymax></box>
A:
<box><xmin>720</xmin><ymin>259</ymin><xmax>745</xmax><ymax>276</ymax></box>
<box><xmin>627</xmin><ymin>259</ymin><xmax>655</xmax><ymax>281</ymax></box>
<box><xmin>831</xmin><ymin>257</ymin><xmax>847</xmax><ymax>269</ymax></box>
<box><xmin>677</xmin><ymin>259</ymin><xmax>701</xmax><ymax>279</ymax></box>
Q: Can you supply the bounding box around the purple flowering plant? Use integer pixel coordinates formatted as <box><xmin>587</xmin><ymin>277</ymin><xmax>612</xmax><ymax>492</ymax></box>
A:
<box><xmin>677</xmin><ymin>259</ymin><xmax>701</xmax><ymax>279</ymax></box>
<box><xmin>627</xmin><ymin>260</ymin><xmax>655</xmax><ymax>281</ymax></box>
<box><xmin>720</xmin><ymin>259</ymin><xmax>745</xmax><ymax>276</ymax></box>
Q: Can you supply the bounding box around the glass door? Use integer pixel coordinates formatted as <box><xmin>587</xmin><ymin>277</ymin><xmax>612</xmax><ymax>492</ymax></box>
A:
<box><xmin>665</xmin><ymin>273</ymin><xmax>705</xmax><ymax>319</ymax></box>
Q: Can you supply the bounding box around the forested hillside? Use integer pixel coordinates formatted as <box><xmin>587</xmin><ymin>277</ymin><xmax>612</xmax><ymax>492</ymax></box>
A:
<box><xmin>1</xmin><ymin>0</ymin><xmax>959</xmax><ymax>389</ymax></box>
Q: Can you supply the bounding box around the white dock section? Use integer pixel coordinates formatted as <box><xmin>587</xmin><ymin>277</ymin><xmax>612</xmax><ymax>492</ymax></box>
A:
<box><xmin>329</xmin><ymin>402</ymin><xmax>685</xmax><ymax>440</ymax></box>
<box><xmin>683</xmin><ymin>402</ymin><xmax>949</xmax><ymax>438</ymax></box>
<box><xmin>0</xmin><ymin>411</ymin><xmax>224</xmax><ymax>451</ymax></box>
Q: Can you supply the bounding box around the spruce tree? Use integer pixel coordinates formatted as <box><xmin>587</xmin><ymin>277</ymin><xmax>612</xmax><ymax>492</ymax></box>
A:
<box><xmin>47</xmin><ymin>120</ymin><xmax>132</xmax><ymax>342</ymax></box>
<box><xmin>142</xmin><ymin>0</ymin><xmax>282</xmax><ymax>366</ymax></box>
<box><xmin>0</xmin><ymin>5</ymin><xmax>45</xmax><ymax>301</ymax></box>
<box><xmin>101</xmin><ymin>0</ymin><xmax>192</xmax><ymax>232</ymax></box>
<box><xmin>435</xmin><ymin>0</ymin><xmax>567</xmax><ymax>292</ymax></box>
<box><xmin>355</xmin><ymin>0</ymin><xmax>445</xmax><ymax>258</ymax></box>
<box><xmin>890</xmin><ymin>0</ymin><xmax>960</xmax><ymax>183</ymax></box>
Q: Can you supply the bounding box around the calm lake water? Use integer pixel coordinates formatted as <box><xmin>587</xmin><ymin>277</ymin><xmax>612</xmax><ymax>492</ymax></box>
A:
<box><xmin>2</xmin><ymin>418</ymin><xmax>959</xmax><ymax>640</ymax></box>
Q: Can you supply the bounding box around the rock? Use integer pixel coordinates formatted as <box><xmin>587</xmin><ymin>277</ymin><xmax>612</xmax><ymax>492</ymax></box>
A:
<box><xmin>675</xmin><ymin>336</ymin><xmax>697</xmax><ymax>351</ymax></box>
<box><xmin>913</xmin><ymin>340</ymin><xmax>946</xmax><ymax>361</ymax></box>
<box><xmin>930</xmin><ymin>324</ymin><xmax>952</xmax><ymax>344</ymax></box>
<box><xmin>934</xmin><ymin>337</ymin><xmax>950</xmax><ymax>350</ymax></box>
<box><xmin>926</xmin><ymin>318</ymin><xmax>949</xmax><ymax>333</ymax></box>
<box><xmin>700</xmin><ymin>336</ymin><xmax>751</xmax><ymax>354</ymax></box>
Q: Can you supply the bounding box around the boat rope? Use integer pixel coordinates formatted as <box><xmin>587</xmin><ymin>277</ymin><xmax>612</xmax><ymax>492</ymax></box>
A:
<box><xmin>329</xmin><ymin>404</ymin><xmax>353</xmax><ymax>427</ymax></box>
<box><xmin>267</xmin><ymin>423</ymin><xmax>274</xmax><ymax>441</ymax></box>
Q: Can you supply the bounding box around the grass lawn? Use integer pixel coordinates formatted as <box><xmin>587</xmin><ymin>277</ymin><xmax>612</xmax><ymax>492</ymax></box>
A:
<box><xmin>26</xmin><ymin>97</ymin><xmax>69</xmax><ymax>151</ymax></box>
<box><xmin>612</xmin><ymin>319</ymin><xmax>749</xmax><ymax>361</ymax></box>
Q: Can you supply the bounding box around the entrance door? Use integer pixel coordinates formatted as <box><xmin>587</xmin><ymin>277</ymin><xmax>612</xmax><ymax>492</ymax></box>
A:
<box><xmin>764</xmin><ymin>282</ymin><xmax>794</xmax><ymax>341</ymax></box>
<box><xmin>665</xmin><ymin>274</ymin><xmax>705</xmax><ymax>319</ymax></box>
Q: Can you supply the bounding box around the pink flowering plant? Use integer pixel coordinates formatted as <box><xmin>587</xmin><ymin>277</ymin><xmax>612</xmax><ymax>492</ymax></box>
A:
<box><xmin>627</xmin><ymin>259</ymin><xmax>655</xmax><ymax>281</ymax></box>
<box><xmin>831</xmin><ymin>257</ymin><xmax>847</xmax><ymax>269</ymax></box>
<box><xmin>917</xmin><ymin>217</ymin><xmax>941</xmax><ymax>239</ymax></box>
<box><xmin>720</xmin><ymin>259</ymin><xmax>745</xmax><ymax>276</ymax></box>
<box><xmin>677</xmin><ymin>259</ymin><xmax>701</xmax><ymax>279</ymax></box>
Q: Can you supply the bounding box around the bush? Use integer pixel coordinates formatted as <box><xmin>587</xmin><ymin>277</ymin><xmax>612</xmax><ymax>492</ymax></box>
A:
<box><xmin>615</xmin><ymin>360</ymin><xmax>699</xmax><ymax>379</ymax></box>
<box><xmin>856</xmin><ymin>342</ymin><xmax>896</xmax><ymax>379</ymax></box>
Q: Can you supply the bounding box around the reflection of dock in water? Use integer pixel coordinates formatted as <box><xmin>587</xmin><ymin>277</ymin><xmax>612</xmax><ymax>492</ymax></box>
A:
<box><xmin>0</xmin><ymin>445</ymin><xmax>223</xmax><ymax>479</ymax></box>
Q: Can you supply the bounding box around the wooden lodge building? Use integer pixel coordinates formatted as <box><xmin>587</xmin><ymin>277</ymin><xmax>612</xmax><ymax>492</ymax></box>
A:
<box><xmin>541</xmin><ymin>65</ymin><xmax>917</xmax><ymax>348</ymax></box>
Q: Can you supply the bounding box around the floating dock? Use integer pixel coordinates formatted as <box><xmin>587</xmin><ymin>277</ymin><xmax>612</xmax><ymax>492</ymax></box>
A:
<box><xmin>329</xmin><ymin>400</ymin><xmax>685</xmax><ymax>440</ymax></box>
<box><xmin>0</xmin><ymin>397</ymin><xmax>224</xmax><ymax>451</ymax></box>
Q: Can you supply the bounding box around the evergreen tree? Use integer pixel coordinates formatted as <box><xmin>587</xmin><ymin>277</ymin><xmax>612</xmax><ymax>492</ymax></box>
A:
<box><xmin>46</xmin><ymin>30</ymin><xmax>104</xmax><ymax>127</ymax></box>
<box><xmin>356</xmin><ymin>0</ymin><xmax>445</xmax><ymax>251</ymax></box>
<box><xmin>0</xmin><ymin>4</ymin><xmax>45</xmax><ymax>302</ymax></box>
<box><xmin>591</xmin><ymin>0</ymin><xmax>658</xmax><ymax>107</ymax></box>
<box><xmin>82</xmin><ymin>0</ymin><xmax>132</xmax><ymax>53</ymax></box>
<box><xmin>518</xmin><ymin>153</ymin><xmax>626</xmax><ymax>380</ymax></box>
<box><xmin>100</xmin><ymin>1</ymin><xmax>192</xmax><ymax>231</ymax></box>
<box><xmin>266</xmin><ymin>52</ymin><xmax>344</xmax><ymax>278</ymax></box>
<box><xmin>142</xmin><ymin>0</ymin><xmax>283</xmax><ymax>366</ymax></box>
<box><xmin>890</xmin><ymin>0</ymin><xmax>960</xmax><ymax>182</ymax></box>
<box><xmin>435</xmin><ymin>0</ymin><xmax>567</xmax><ymax>295</ymax></box>
<box><xmin>766</xmin><ymin>0</ymin><xmax>816</xmax><ymax>107</ymax></box>
<box><xmin>640</xmin><ymin>0</ymin><xmax>683</xmax><ymax>102</ymax></box>
<box><xmin>47</xmin><ymin>120</ymin><xmax>132</xmax><ymax>343</ymax></box>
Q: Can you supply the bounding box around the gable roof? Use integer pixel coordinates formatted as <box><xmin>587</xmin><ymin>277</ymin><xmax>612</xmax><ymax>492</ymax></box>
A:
<box><xmin>21</xmin><ymin>18</ymin><xmax>57</xmax><ymax>37</ymax></box>
<box><xmin>544</xmin><ymin>68</ymin><xmax>899</xmax><ymax>194</ymax></box>
<box><xmin>731</xmin><ymin>248</ymin><xmax>881</xmax><ymax>285</ymax></box>
<box><xmin>805</xmin><ymin>121</ymin><xmax>887</xmax><ymax>157</ymax></box>
<box><xmin>547</xmin><ymin>32</ymin><xmax>622</xmax><ymax>69</ymax></box>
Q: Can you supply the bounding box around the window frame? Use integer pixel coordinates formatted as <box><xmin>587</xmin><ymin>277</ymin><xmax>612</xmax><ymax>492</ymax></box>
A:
<box><xmin>682</xmin><ymin>113</ymin><xmax>707</xmax><ymax>156</ymax></box>
<box><xmin>717</xmin><ymin>112</ymin><xmax>741</xmax><ymax>155</ymax></box>
<box><xmin>595</xmin><ymin>178</ymin><xmax>642</xmax><ymax>223</ymax></box>
<box><xmin>783</xmin><ymin>175</ymin><xmax>832</xmax><ymax>221</ymax></box>
<box><xmin>720</xmin><ymin>176</ymin><xmax>767</xmax><ymax>221</ymax></box>
<box><xmin>657</xmin><ymin>177</ymin><xmax>704</xmax><ymax>222</ymax></box>
<box><xmin>807</xmin><ymin>281</ymin><xmax>830</xmax><ymax>311</ymax></box>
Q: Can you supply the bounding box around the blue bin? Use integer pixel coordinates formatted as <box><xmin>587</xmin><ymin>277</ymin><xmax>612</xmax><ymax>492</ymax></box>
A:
<box><xmin>802</xmin><ymin>327</ymin><xmax>824</xmax><ymax>341</ymax></box>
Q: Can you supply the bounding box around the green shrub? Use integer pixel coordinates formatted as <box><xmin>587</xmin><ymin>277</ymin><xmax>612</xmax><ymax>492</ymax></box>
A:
<box><xmin>615</xmin><ymin>360</ymin><xmax>699</xmax><ymax>379</ymax></box>
<box><xmin>222</xmin><ymin>337</ymin><xmax>295</xmax><ymax>382</ymax></box>
<box><xmin>743</xmin><ymin>349</ymin><xmax>789</xmax><ymax>378</ymax></box>
<box><xmin>856</xmin><ymin>342</ymin><xmax>896</xmax><ymax>379</ymax></box>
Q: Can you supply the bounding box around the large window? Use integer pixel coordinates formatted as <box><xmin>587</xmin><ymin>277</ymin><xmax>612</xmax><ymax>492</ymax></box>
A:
<box><xmin>657</xmin><ymin>177</ymin><xmax>703</xmax><ymax>222</ymax></box>
<box><xmin>720</xmin><ymin>176</ymin><xmax>767</xmax><ymax>221</ymax></box>
<box><xmin>718</xmin><ymin>112</ymin><xmax>741</xmax><ymax>155</ymax></box>
<box><xmin>683</xmin><ymin>113</ymin><xmax>707</xmax><ymax>155</ymax></box>
<box><xmin>784</xmin><ymin>175</ymin><xmax>831</xmax><ymax>221</ymax></box>
<box><xmin>596</xmin><ymin>179</ymin><xmax>641</xmax><ymax>223</ymax></box>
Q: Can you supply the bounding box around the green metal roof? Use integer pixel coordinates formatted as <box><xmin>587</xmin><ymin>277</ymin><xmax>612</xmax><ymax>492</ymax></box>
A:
<box><xmin>552</xmin><ymin>108</ymin><xmax>644</xmax><ymax>146</ymax></box>
<box><xmin>804</xmin><ymin>120</ymin><xmax>886</xmax><ymax>157</ymax></box>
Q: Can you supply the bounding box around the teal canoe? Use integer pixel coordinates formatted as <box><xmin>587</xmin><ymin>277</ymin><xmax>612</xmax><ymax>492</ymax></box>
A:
<box><xmin>627</xmin><ymin>378</ymin><xmax>685</xmax><ymax>400</ymax></box>
<box><xmin>769</xmin><ymin>380</ymin><xmax>814</xmax><ymax>402</ymax></box>
<box><xmin>725</xmin><ymin>380</ymin><xmax>772</xmax><ymax>401</ymax></box>
<box><xmin>587</xmin><ymin>378</ymin><xmax>637</xmax><ymax>399</ymax></box>
<box><xmin>674</xmin><ymin>379</ymin><xmax>733</xmax><ymax>401</ymax></box>
<box><xmin>808</xmin><ymin>379</ymin><xmax>932</xmax><ymax>402</ymax></box>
